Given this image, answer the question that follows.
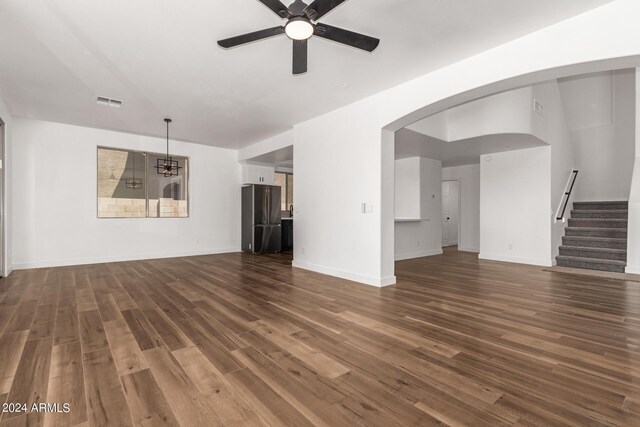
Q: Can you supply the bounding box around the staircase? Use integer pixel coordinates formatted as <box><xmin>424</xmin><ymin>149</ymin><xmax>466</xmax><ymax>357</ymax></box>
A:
<box><xmin>556</xmin><ymin>201</ymin><xmax>628</xmax><ymax>273</ymax></box>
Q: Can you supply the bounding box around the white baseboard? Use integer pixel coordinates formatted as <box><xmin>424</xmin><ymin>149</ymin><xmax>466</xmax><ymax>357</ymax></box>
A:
<box><xmin>478</xmin><ymin>253</ymin><xmax>553</xmax><ymax>267</ymax></box>
<box><xmin>457</xmin><ymin>246</ymin><xmax>480</xmax><ymax>253</ymax></box>
<box><xmin>625</xmin><ymin>266</ymin><xmax>640</xmax><ymax>274</ymax></box>
<box><xmin>395</xmin><ymin>248</ymin><xmax>443</xmax><ymax>261</ymax></box>
<box><xmin>12</xmin><ymin>247</ymin><xmax>241</xmax><ymax>270</ymax></box>
<box><xmin>292</xmin><ymin>260</ymin><xmax>396</xmax><ymax>287</ymax></box>
<box><xmin>4</xmin><ymin>264</ymin><xmax>13</xmax><ymax>277</ymax></box>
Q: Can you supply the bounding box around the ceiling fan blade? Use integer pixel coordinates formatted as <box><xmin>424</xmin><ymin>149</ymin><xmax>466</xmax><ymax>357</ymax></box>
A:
<box><xmin>292</xmin><ymin>39</ymin><xmax>308</xmax><ymax>75</ymax></box>
<box><xmin>314</xmin><ymin>23</ymin><xmax>379</xmax><ymax>52</ymax></box>
<box><xmin>257</xmin><ymin>0</ymin><xmax>292</xmax><ymax>18</ymax></box>
<box><xmin>304</xmin><ymin>0</ymin><xmax>347</xmax><ymax>20</ymax></box>
<box><xmin>218</xmin><ymin>26</ymin><xmax>285</xmax><ymax>48</ymax></box>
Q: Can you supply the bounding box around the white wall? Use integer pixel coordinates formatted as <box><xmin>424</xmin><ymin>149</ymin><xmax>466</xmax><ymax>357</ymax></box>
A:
<box><xmin>12</xmin><ymin>119</ymin><xmax>241</xmax><ymax>269</ymax></box>
<box><xmin>626</xmin><ymin>68</ymin><xmax>640</xmax><ymax>274</ymax></box>
<box><xmin>395</xmin><ymin>157</ymin><xmax>443</xmax><ymax>261</ymax></box>
<box><xmin>407</xmin><ymin>86</ymin><xmax>535</xmax><ymax>142</ymax></box>
<box><xmin>0</xmin><ymin>92</ymin><xmax>12</xmax><ymax>276</ymax></box>
<box><xmin>406</xmin><ymin>112</ymin><xmax>448</xmax><ymax>140</ymax></box>
<box><xmin>628</xmin><ymin>160</ymin><xmax>640</xmax><ymax>274</ymax></box>
<box><xmin>286</xmin><ymin>0</ymin><xmax>640</xmax><ymax>286</ymax></box>
<box><xmin>394</xmin><ymin>157</ymin><xmax>421</xmax><ymax>219</ymax></box>
<box><xmin>442</xmin><ymin>164</ymin><xmax>480</xmax><ymax>252</ymax></box>
<box><xmin>237</xmin><ymin>130</ymin><xmax>293</xmax><ymax>162</ymax></box>
<box><xmin>530</xmin><ymin>80</ymin><xmax>574</xmax><ymax>261</ymax></box>
<box><xmin>292</xmin><ymin>106</ymin><xmax>393</xmax><ymax>286</ymax></box>
<box><xmin>559</xmin><ymin>69</ymin><xmax>635</xmax><ymax>201</ymax></box>
<box><xmin>446</xmin><ymin>87</ymin><xmax>534</xmax><ymax>141</ymax></box>
<box><xmin>480</xmin><ymin>147</ymin><xmax>552</xmax><ymax>265</ymax></box>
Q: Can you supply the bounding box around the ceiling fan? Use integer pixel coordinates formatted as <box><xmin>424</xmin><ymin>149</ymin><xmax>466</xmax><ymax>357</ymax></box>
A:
<box><xmin>217</xmin><ymin>0</ymin><xmax>380</xmax><ymax>75</ymax></box>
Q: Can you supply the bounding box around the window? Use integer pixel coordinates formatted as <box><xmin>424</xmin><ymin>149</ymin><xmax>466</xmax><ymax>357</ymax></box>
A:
<box><xmin>97</xmin><ymin>147</ymin><xmax>188</xmax><ymax>218</ymax></box>
<box><xmin>274</xmin><ymin>172</ymin><xmax>293</xmax><ymax>211</ymax></box>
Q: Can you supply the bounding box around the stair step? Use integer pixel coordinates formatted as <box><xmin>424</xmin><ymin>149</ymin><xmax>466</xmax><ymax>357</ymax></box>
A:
<box><xmin>556</xmin><ymin>255</ymin><xmax>626</xmax><ymax>273</ymax></box>
<box><xmin>573</xmin><ymin>201</ymin><xmax>628</xmax><ymax>210</ymax></box>
<box><xmin>559</xmin><ymin>246</ymin><xmax>626</xmax><ymax>261</ymax></box>
<box><xmin>568</xmin><ymin>218</ymin><xmax>627</xmax><ymax>229</ymax></box>
<box><xmin>565</xmin><ymin>227</ymin><xmax>628</xmax><ymax>238</ymax></box>
<box><xmin>570</xmin><ymin>209</ymin><xmax>628</xmax><ymax>219</ymax></box>
<box><xmin>562</xmin><ymin>236</ymin><xmax>627</xmax><ymax>250</ymax></box>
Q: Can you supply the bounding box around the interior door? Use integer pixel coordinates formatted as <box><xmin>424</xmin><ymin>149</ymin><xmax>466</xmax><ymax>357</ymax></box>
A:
<box><xmin>442</xmin><ymin>180</ymin><xmax>459</xmax><ymax>247</ymax></box>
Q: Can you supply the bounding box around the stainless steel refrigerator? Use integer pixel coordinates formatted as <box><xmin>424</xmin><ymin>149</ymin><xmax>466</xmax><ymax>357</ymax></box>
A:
<box><xmin>242</xmin><ymin>185</ymin><xmax>282</xmax><ymax>253</ymax></box>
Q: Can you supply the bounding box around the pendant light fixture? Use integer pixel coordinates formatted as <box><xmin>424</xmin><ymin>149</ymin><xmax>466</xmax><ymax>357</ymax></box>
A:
<box><xmin>154</xmin><ymin>118</ymin><xmax>182</xmax><ymax>177</ymax></box>
<box><xmin>125</xmin><ymin>153</ymin><xmax>142</xmax><ymax>189</ymax></box>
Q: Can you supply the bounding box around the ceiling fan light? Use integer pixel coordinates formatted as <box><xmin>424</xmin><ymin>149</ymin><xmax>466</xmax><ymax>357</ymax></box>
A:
<box><xmin>285</xmin><ymin>18</ymin><xmax>313</xmax><ymax>40</ymax></box>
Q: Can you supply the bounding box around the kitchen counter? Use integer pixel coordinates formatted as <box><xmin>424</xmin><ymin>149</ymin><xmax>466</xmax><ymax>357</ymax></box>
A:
<box><xmin>281</xmin><ymin>217</ymin><xmax>293</xmax><ymax>221</ymax></box>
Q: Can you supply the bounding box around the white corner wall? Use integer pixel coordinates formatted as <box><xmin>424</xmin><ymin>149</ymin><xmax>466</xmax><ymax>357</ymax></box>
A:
<box><xmin>12</xmin><ymin>119</ymin><xmax>241</xmax><ymax>269</ymax></box>
<box><xmin>559</xmin><ymin>69</ymin><xmax>635</xmax><ymax>201</ymax></box>
<box><xmin>442</xmin><ymin>164</ymin><xmax>480</xmax><ymax>252</ymax></box>
<box><xmin>395</xmin><ymin>157</ymin><xmax>443</xmax><ymax>261</ymax></box>
<box><xmin>291</xmin><ymin>107</ymin><xmax>395</xmax><ymax>286</ymax></box>
<box><xmin>0</xmin><ymin>93</ymin><xmax>12</xmax><ymax>276</ymax></box>
<box><xmin>480</xmin><ymin>147</ymin><xmax>552</xmax><ymax>265</ymax></box>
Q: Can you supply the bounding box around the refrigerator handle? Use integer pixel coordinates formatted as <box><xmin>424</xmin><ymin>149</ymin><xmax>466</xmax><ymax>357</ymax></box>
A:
<box><xmin>266</xmin><ymin>186</ymin><xmax>270</xmax><ymax>224</ymax></box>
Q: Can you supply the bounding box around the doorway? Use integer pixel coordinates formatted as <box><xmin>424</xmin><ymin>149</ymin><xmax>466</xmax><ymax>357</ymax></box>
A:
<box><xmin>442</xmin><ymin>179</ymin><xmax>460</xmax><ymax>247</ymax></box>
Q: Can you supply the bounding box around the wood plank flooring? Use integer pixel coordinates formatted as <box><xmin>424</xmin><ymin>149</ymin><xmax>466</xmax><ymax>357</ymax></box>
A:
<box><xmin>0</xmin><ymin>247</ymin><xmax>639</xmax><ymax>426</ymax></box>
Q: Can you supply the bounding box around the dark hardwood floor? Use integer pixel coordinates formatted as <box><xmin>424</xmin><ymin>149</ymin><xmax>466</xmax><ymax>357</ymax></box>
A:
<box><xmin>0</xmin><ymin>247</ymin><xmax>639</xmax><ymax>426</ymax></box>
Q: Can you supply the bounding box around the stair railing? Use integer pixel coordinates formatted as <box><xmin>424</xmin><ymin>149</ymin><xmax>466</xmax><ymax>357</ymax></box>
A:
<box><xmin>555</xmin><ymin>170</ymin><xmax>579</xmax><ymax>222</ymax></box>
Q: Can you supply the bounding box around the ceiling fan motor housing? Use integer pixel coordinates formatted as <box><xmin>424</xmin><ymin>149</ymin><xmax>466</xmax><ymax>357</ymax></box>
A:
<box><xmin>289</xmin><ymin>0</ymin><xmax>311</xmax><ymax>17</ymax></box>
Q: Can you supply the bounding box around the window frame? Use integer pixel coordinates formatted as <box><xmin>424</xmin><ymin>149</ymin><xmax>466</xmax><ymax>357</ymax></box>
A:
<box><xmin>96</xmin><ymin>146</ymin><xmax>190</xmax><ymax>219</ymax></box>
<box><xmin>274</xmin><ymin>171</ymin><xmax>293</xmax><ymax>211</ymax></box>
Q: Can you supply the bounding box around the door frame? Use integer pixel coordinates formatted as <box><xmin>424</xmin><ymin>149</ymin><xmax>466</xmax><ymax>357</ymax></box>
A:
<box><xmin>442</xmin><ymin>178</ymin><xmax>462</xmax><ymax>248</ymax></box>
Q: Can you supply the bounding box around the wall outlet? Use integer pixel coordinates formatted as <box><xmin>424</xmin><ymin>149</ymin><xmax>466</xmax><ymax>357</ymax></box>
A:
<box><xmin>301</xmin><ymin>247</ymin><xmax>305</xmax><ymax>255</ymax></box>
<box><xmin>417</xmin><ymin>241</ymin><xmax>420</xmax><ymax>247</ymax></box>
<box><xmin>508</xmin><ymin>244</ymin><xmax>513</xmax><ymax>250</ymax></box>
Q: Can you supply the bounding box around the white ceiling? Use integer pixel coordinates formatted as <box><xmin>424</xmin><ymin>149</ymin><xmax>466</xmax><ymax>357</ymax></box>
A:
<box><xmin>0</xmin><ymin>0</ymin><xmax>613</xmax><ymax>149</ymax></box>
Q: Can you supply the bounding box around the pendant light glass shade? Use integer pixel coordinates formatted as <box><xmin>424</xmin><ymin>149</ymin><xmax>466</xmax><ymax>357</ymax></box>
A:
<box><xmin>154</xmin><ymin>118</ymin><xmax>182</xmax><ymax>177</ymax></box>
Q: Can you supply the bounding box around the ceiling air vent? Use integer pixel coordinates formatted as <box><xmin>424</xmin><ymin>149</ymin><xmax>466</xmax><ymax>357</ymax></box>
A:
<box><xmin>96</xmin><ymin>96</ymin><xmax>123</xmax><ymax>108</ymax></box>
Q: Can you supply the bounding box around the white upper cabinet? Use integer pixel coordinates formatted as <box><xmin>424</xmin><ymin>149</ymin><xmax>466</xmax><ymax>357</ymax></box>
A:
<box><xmin>242</xmin><ymin>165</ymin><xmax>275</xmax><ymax>185</ymax></box>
